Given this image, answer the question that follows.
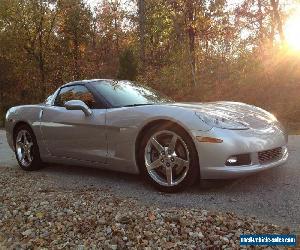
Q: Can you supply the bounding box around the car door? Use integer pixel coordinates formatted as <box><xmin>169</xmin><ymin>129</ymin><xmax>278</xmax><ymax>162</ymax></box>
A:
<box><xmin>40</xmin><ymin>84</ymin><xmax>107</xmax><ymax>163</ymax></box>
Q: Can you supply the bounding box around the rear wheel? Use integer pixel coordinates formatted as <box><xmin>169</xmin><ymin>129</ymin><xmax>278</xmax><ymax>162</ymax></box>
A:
<box><xmin>14</xmin><ymin>125</ymin><xmax>44</xmax><ymax>171</ymax></box>
<box><xmin>138</xmin><ymin>124</ymin><xmax>199</xmax><ymax>192</ymax></box>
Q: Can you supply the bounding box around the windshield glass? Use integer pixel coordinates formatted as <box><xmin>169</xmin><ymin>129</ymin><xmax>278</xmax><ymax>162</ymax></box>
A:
<box><xmin>92</xmin><ymin>80</ymin><xmax>173</xmax><ymax>107</ymax></box>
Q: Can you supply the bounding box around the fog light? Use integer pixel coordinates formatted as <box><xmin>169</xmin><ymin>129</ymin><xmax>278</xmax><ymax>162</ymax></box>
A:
<box><xmin>227</xmin><ymin>157</ymin><xmax>238</xmax><ymax>164</ymax></box>
<box><xmin>225</xmin><ymin>154</ymin><xmax>251</xmax><ymax>166</ymax></box>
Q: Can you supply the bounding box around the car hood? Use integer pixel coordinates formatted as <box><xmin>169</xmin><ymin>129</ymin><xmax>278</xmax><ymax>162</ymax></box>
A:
<box><xmin>169</xmin><ymin>101</ymin><xmax>277</xmax><ymax>129</ymax></box>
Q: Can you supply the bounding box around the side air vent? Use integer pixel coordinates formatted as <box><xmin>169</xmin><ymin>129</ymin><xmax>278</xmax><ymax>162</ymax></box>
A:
<box><xmin>258</xmin><ymin>147</ymin><xmax>282</xmax><ymax>164</ymax></box>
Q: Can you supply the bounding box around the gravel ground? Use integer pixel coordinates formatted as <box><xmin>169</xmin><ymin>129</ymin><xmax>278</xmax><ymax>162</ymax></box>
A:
<box><xmin>1</xmin><ymin>130</ymin><xmax>300</xmax><ymax>233</ymax></box>
<box><xmin>1</xmin><ymin>130</ymin><xmax>300</xmax><ymax>249</ymax></box>
<box><xmin>0</xmin><ymin>167</ymin><xmax>296</xmax><ymax>249</ymax></box>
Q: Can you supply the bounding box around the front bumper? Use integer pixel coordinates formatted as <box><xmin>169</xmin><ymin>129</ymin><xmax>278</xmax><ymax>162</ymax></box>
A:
<box><xmin>191</xmin><ymin>124</ymin><xmax>288</xmax><ymax>179</ymax></box>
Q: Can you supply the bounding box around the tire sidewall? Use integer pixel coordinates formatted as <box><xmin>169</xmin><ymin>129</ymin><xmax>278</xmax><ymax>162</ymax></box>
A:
<box><xmin>138</xmin><ymin>124</ymin><xmax>200</xmax><ymax>192</ymax></box>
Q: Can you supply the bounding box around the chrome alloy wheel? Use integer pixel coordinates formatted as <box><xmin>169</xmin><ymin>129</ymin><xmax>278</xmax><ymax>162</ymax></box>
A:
<box><xmin>144</xmin><ymin>130</ymin><xmax>190</xmax><ymax>187</ymax></box>
<box><xmin>16</xmin><ymin>129</ymin><xmax>34</xmax><ymax>167</ymax></box>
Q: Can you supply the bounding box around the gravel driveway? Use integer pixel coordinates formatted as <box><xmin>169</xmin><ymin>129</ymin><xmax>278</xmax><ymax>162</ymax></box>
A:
<box><xmin>1</xmin><ymin>129</ymin><xmax>299</xmax><ymax>233</ymax></box>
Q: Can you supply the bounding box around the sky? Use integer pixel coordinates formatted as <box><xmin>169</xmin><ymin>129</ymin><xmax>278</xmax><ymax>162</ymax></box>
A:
<box><xmin>85</xmin><ymin>0</ymin><xmax>295</xmax><ymax>9</ymax></box>
<box><xmin>85</xmin><ymin>0</ymin><xmax>99</xmax><ymax>9</ymax></box>
<box><xmin>84</xmin><ymin>0</ymin><xmax>296</xmax><ymax>15</ymax></box>
<box><xmin>85</xmin><ymin>0</ymin><xmax>135</xmax><ymax>12</ymax></box>
<box><xmin>85</xmin><ymin>0</ymin><xmax>245</xmax><ymax>9</ymax></box>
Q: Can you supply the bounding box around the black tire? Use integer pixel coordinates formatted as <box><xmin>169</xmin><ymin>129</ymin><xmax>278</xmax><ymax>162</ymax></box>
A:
<box><xmin>14</xmin><ymin>124</ymin><xmax>44</xmax><ymax>171</ymax></box>
<box><xmin>138</xmin><ymin>123</ymin><xmax>200</xmax><ymax>192</ymax></box>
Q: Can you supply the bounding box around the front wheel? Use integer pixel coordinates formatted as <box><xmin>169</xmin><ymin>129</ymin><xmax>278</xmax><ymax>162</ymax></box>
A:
<box><xmin>138</xmin><ymin>125</ymin><xmax>200</xmax><ymax>192</ymax></box>
<box><xmin>14</xmin><ymin>125</ymin><xmax>44</xmax><ymax>171</ymax></box>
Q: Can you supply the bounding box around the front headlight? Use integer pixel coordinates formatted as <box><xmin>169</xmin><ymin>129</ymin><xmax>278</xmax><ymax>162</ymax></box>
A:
<box><xmin>195</xmin><ymin>112</ymin><xmax>249</xmax><ymax>130</ymax></box>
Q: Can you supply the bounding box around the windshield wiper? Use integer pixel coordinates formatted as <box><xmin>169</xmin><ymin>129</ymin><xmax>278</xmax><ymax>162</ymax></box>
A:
<box><xmin>121</xmin><ymin>103</ymin><xmax>155</xmax><ymax>107</ymax></box>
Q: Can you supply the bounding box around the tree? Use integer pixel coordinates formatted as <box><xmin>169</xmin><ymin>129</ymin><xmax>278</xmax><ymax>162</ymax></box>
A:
<box><xmin>138</xmin><ymin>0</ymin><xmax>146</xmax><ymax>67</ymax></box>
<box><xmin>92</xmin><ymin>0</ymin><xmax>128</xmax><ymax>78</ymax></box>
<box><xmin>118</xmin><ymin>48</ymin><xmax>138</xmax><ymax>80</ymax></box>
<box><xmin>0</xmin><ymin>0</ymin><xmax>298</xmax><ymax>130</ymax></box>
<box><xmin>56</xmin><ymin>0</ymin><xmax>93</xmax><ymax>80</ymax></box>
<box><xmin>0</xmin><ymin>0</ymin><xmax>58</xmax><ymax>96</ymax></box>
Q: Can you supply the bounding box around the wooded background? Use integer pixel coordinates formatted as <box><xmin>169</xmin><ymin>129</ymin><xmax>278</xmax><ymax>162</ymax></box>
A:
<box><xmin>0</xmin><ymin>0</ymin><xmax>300</xmax><ymax>131</ymax></box>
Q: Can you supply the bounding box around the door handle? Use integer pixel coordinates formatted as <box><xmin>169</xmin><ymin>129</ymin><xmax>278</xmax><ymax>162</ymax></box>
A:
<box><xmin>39</xmin><ymin>109</ymin><xmax>44</xmax><ymax>120</ymax></box>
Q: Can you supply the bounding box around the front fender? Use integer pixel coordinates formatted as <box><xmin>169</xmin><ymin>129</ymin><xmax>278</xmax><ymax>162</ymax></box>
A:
<box><xmin>5</xmin><ymin>105</ymin><xmax>44</xmax><ymax>151</ymax></box>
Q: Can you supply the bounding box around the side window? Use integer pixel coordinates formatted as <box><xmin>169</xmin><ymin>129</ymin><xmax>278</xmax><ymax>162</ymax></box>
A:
<box><xmin>44</xmin><ymin>94</ymin><xmax>53</xmax><ymax>105</ymax></box>
<box><xmin>54</xmin><ymin>85</ymin><xmax>97</xmax><ymax>108</ymax></box>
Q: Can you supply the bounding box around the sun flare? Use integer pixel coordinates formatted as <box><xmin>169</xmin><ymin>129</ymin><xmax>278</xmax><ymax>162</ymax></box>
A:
<box><xmin>284</xmin><ymin>6</ymin><xmax>300</xmax><ymax>51</ymax></box>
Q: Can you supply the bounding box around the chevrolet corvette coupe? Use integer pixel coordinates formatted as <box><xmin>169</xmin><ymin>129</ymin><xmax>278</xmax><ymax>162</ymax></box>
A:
<box><xmin>5</xmin><ymin>79</ymin><xmax>288</xmax><ymax>192</ymax></box>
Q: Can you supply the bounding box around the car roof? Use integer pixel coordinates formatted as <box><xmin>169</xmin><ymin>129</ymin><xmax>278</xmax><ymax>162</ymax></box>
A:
<box><xmin>61</xmin><ymin>79</ymin><xmax>118</xmax><ymax>88</ymax></box>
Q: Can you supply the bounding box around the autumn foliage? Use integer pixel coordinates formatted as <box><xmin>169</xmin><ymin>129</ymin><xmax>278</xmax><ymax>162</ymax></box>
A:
<box><xmin>0</xmin><ymin>0</ymin><xmax>299</xmax><ymax>132</ymax></box>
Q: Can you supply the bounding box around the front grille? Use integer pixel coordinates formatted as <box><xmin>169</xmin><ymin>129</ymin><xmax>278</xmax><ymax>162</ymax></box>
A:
<box><xmin>258</xmin><ymin>147</ymin><xmax>282</xmax><ymax>164</ymax></box>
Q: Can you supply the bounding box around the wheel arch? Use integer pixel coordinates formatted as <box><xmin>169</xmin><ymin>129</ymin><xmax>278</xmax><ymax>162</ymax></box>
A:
<box><xmin>135</xmin><ymin>119</ymin><xmax>200</xmax><ymax>173</ymax></box>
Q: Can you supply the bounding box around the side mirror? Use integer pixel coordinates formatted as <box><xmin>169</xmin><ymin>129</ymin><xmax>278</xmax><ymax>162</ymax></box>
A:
<box><xmin>64</xmin><ymin>100</ymin><xmax>92</xmax><ymax>116</ymax></box>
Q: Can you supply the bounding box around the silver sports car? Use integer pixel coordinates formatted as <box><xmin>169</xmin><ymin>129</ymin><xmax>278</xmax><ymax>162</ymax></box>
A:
<box><xmin>5</xmin><ymin>79</ymin><xmax>288</xmax><ymax>192</ymax></box>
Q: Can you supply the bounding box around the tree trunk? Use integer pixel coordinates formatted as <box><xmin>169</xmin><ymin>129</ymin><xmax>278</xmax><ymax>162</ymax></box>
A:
<box><xmin>114</xmin><ymin>14</ymin><xmax>119</xmax><ymax>55</ymax></box>
<box><xmin>257</xmin><ymin>0</ymin><xmax>264</xmax><ymax>42</ymax></box>
<box><xmin>186</xmin><ymin>0</ymin><xmax>196</xmax><ymax>87</ymax></box>
<box><xmin>38</xmin><ymin>11</ymin><xmax>46</xmax><ymax>97</ymax></box>
<box><xmin>73</xmin><ymin>29</ymin><xmax>80</xmax><ymax>80</ymax></box>
<box><xmin>138</xmin><ymin>0</ymin><xmax>145</xmax><ymax>67</ymax></box>
<box><xmin>270</xmin><ymin>0</ymin><xmax>284</xmax><ymax>41</ymax></box>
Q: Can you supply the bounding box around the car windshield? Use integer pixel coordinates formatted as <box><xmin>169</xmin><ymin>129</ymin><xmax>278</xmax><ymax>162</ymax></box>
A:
<box><xmin>91</xmin><ymin>80</ymin><xmax>173</xmax><ymax>108</ymax></box>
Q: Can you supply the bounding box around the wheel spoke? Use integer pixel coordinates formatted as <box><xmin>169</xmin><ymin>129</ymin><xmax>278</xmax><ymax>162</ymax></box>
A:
<box><xmin>17</xmin><ymin>131</ymin><xmax>24</xmax><ymax>142</ymax></box>
<box><xmin>168</xmin><ymin>135</ymin><xmax>177</xmax><ymax>154</ymax></box>
<box><xmin>16</xmin><ymin>141</ymin><xmax>25</xmax><ymax>149</ymax></box>
<box><xmin>174</xmin><ymin>156</ymin><xmax>189</xmax><ymax>168</ymax></box>
<box><xmin>24</xmin><ymin>133</ymin><xmax>30</xmax><ymax>144</ymax></box>
<box><xmin>21</xmin><ymin>131</ymin><xmax>26</xmax><ymax>141</ymax></box>
<box><xmin>166</xmin><ymin>167</ymin><xmax>173</xmax><ymax>185</ymax></box>
<box><xmin>150</xmin><ymin>137</ymin><xmax>164</xmax><ymax>152</ymax></box>
<box><xmin>147</xmin><ymin>159</ymin><xmax>162</xmax><ymax>171</ymax></box>
<box><xmin>26</xmin><ymin>151</ymin><xmax>33</xmax><ymax>162</ymax></box>
<box><xmin>20</xmin><ymin>151</ymin><xmax>25</xmax><ymax>162</ymax></box>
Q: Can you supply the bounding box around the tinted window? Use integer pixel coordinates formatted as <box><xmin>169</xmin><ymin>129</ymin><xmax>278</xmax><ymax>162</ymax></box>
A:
<box><xmin>92</xmin><ymin>80</ymin><xmax>172</xmax><ymax>107</ymax></box>
<box><xmin>54</xmin><ymin>85</ymin><xmax>97</xmax><ymax>108</ymax></box>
